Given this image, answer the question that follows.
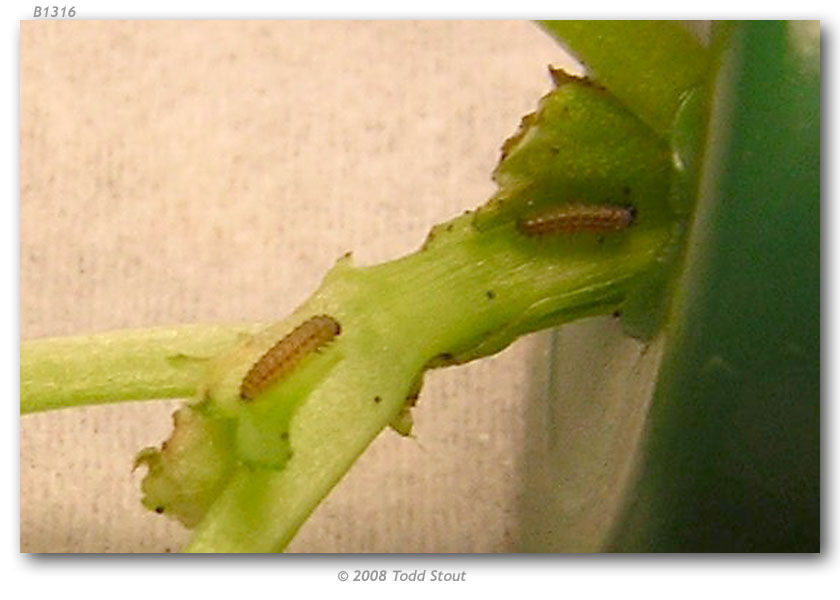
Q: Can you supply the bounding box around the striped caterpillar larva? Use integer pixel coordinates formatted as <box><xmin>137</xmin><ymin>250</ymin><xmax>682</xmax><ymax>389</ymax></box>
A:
<box><xmin>516</xmin><ymin>203</ymin><xmax>636</xmax><ymax>236</ymax></box>
<box><xmin>239</xmin><ymin>314</ymin><xmax>341</xmax><ymax>401</ymax></box>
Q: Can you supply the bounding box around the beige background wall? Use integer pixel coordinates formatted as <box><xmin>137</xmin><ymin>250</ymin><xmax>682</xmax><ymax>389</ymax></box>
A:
<box><xmin>20</xmin><ymin>20</ymin><xmax>579</xmax><ymax>552</ymax></box>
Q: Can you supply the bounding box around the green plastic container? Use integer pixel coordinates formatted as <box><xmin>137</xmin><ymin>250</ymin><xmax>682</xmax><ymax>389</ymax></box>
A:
<box><xmin>522</xmin><ymin>21</ymin><xmax>820</xmax><ymax>552</ymax></box>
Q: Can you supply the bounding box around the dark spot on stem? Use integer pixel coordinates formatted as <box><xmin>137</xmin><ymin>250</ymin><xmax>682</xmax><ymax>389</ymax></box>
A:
<box><xmin>280</xmin><ymin>431</ymin><xmax>289</xmax><ymax>440</ymax></box>
<box><xmin>486</xmin><ymin>290</ymin><xmax>496</xmax><ymax>300</ymax></box>
<box><xmin>374</xmin><ymin>396</ymin><xmax>382</xmax><ymax>404</ymax></box>
<box><xmin>155</xmin><ymin>506</ymin><xmax>165</xmax><ymax>514</ymax></box>
<box><xmin>612</xmin><ymin>310</ymin><xmax>622</xmax><ymax>318</ymax></box>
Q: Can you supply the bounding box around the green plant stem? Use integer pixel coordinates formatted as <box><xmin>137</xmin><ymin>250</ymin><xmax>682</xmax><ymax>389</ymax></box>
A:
<box><xmin>182</xmin><ymin>210</ymin><xmax>672</xmax><ymax>552</ymax></box>
<box><xmin>21</xmin><ymin>22</ymin><xmax>700</xmax><ymax>552</ymax></box>
<box><xmin>20</xmin><ymin>323</ymin><xmax>263</xmax><ymax>414</ymax></box>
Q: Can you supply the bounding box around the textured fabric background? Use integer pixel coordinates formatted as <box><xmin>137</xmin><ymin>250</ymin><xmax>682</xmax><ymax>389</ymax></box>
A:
<box><xmin>20</xmin><ymin>20</ymin><xmax>580</xmax><ymax>552</ymax></box>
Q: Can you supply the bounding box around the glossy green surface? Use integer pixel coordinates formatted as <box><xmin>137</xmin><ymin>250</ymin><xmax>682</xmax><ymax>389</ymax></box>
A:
<box><xmin>610</xmin><ymin>21</ymin><xmax>820</xmax><ymax>552</ymax></box>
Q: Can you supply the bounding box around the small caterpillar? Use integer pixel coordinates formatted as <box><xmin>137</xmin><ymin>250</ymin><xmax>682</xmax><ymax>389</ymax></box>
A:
<box><xmin>516</xmin><ymin>203</ymin><xmax>636</xmax><ymax>236</ymax></box>
<box><xmin>239</xmin><ymin>314</ymin><xmax>341</xmax><ymax>401</ymax></box>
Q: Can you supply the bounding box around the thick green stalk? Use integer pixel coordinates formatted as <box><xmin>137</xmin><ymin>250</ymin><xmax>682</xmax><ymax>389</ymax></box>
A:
<box><xmin>183</xmin><ymin>210</ymin><xmax>672</xmax><ymax>552</ymax></box>
<box><xmin>20</xmin><ymin>323</ymin><xmax>263</xmax><ymax>414</ymax></box>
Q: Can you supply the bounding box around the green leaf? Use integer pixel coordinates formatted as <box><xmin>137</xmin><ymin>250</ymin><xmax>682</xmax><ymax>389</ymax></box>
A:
<box><xmin>538</xmin><ymin>20</ymin><xmax>710</xmax><ymax>137</ymax></box>
<box><xmin>474</xmin><ymin>70</ymin><xmax>673</xmax><ymax>236</ymax></box>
